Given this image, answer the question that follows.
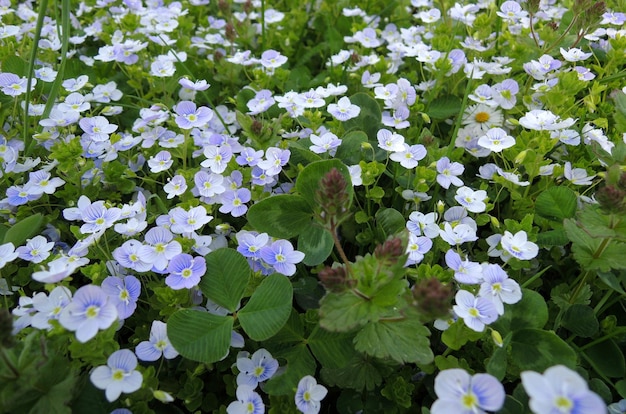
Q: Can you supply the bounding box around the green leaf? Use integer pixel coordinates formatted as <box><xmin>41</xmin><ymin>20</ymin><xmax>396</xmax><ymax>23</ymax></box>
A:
<box><xmin>167</xmin><ymin>309</ymin><xmax>233</xmax><ymax>364</ymax></box>
<box><xmin>264</xmin><ymin>344</ymin><xmax>317</xmax><ymax>396</ymax></box>
<box><xmin>375</xmin><ymin>208</ymin><xmax>405</xmax><ymax>238</ymax></box>
<box><xmin>498</xmin><ymin>396</ymin><xmax>525</xmax><ymax>414</ymax></box>
<box><xmin>535</xmin><ymin>186</ymin><xmax>577</xmax><ymax>221</ymax></box>
<box><xmin>426</xmin><ymin>95</ymin><xmax>462</xmax><ymax>119</ymax></box>
<box><xmin>561</xmin><ymin>304</ymin><xmax>598</xmax><ymax>337</ymax></box>
<box><xmin>616</xmin><ymin>379</ymin><xmax>626</xmax><ymax>399</ymax></box>
<box><xmin>486</xmin><ymin>333</ymin><xmax>511</xmax><ymax>381</ymax></box>
<box><xmin>597</xmin><ymin>270</ymin><xmax>626</xmax><ymax>295</ymax></box>
<box><xmin>321</xmin><ymin>354</ymin><xmax>385</xmax><ymax>392</ymax></box>
<box><xmin>268</xmin><ymin>309</ymin><xmax>305</xmax><ymax>344</ymax></box>
<box><xmin>335</xmin><ymin>131</ymin><xmax>368</xmax><ymax>165</ymax></box>
<box><xmin>308</xmin><ymin>326</ymin><xmax>356</xmax><ymax>369</ymax></box>
<box><xmin>584</xmin><ymin>339</ymin><xmax>626</xmax><ymax>378</ymax></box>
<box><xmin>297</xmin><ymin>223</ymin><xmax>334</xmax><ymax>266</ymax></box>
<box><xmin>247</xmin><ymin>194</ymin><xmax>312</xmax><ymax>239</ymax></box>
<box><xmin>295</xmin><ymin>159</ymin><xmax>353</xmax><ymax>210</ymax></box>
<box><xmin>199</xmin><ymin>248</ymin><xmax>250</xmax><ymax>312</ymax></box>
<box><xmin>354</xmin><ymin>318</ymin><xmax>433</xmax><ymax>364</ymax></box>
<box><xmin>492</xmin><ymin>289</ymin><xmax>549</xmax><ymax>335</ymax></box>
<box><xmin>319</xmin><ymin>292</ymin><xmax>375</xmax><ymax>332</ymax></box>
<box><xmin>441</xmin><ymin>320</ymin><xmax>483</xmax><ymax>350</ymax></box>
<box><xmin>510</xmin><ymin>329</ymin><xmax>577</xmax><ymax>372</ymax></box>
<box><xmin>536</xmin><ymin>229</ymin><xmax>569</xmax><ymax>247</ymax></box>
<box><xmin>3</xmin><ymin>214</ymin><xmax>44</xmax><ymax>246</ymax></box>
<box><xmin>238</xmin><ymin>274</ymin><xmax>293</xmax><ymax>341</ymax></box>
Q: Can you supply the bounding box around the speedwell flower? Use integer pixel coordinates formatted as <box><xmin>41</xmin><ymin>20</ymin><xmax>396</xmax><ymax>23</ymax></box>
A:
<box><xmin>59</xmin><ymin>284</ymin><xmax>118</xmax><ymax>343</ymax></box>
<box><xmin>90</xmin><ymin>349</ymin><xmax>143</xmax><ymax>402</ymax></box>
<box><xmin>431</xmin><ymin>369</ymin><xmax>505</xmax><ymax>414</ymax></box>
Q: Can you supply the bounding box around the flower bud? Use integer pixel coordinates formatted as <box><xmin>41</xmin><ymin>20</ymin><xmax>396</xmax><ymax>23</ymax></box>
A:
<box><xmin>491</xmin><ymin>329</ymin><xmax>504</xmax><ymax>348</ymax></box>
<box><xmin>411</xmin><ymin>278</ymin><xmax>453</xmax><ymax>321</ymax></box>
<box><xmin>315</xmin><ymin>168</ymin><xmax>351</xmax><ymax>226</ymax></box>
<box><xmin>318</xmin><ymin>265</ymin><xmax>352</xmax><ymax>293</ymax></box>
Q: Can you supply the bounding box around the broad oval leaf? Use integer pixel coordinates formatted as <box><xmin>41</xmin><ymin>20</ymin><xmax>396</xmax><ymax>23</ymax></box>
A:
<box><xmin>492</xmin><ymin>289</ymin><xmax>548</xmax><ymax>335</ymax></box>
<box><xmin>238</xmin><ymin>274</ymin><xmax>293</xmax><ymax>341</ymax></box>
<box><xmin>199</xmin><ymin>248</ymin><xmax>250</xmax><ymax>312</ymax></box>
<box><xmin>335</xmin><ymin>131</ymin><xmax>368</xmax><ymax>165</ymax></box>
<box><xmin>167</xmin><ymin>309</ymin><xmax>233</xmax><ymax>364</ymax></box>
<box><xmin>584</xmin><ymin>339</ymin><xmax>626</xmax><ymax>378</ymax></box>
<box><xmin>561</xmin><ymin>304</ymin><xmax>599</xmax><ymax>338</ymax></box>
<box><xmin>510</xmin><ymin>328</ymin><xmax>576</xmax><ymax>372</ymax></box>
<box><xmin>375</xmin><ymin>208</ymin><xmax>405</xmax><ymax>238</ymax></box>
<box><xmin>295</xmin><ymin>159</ymin><xmax>353</xmax><ymax>210</ymax></box>
<box><xmin>297</xmin><ymin>223</ymin><xmax>334</xmax><ymax>266</ymax></box>
<box><xmin>247</xmin><ymin>194</ymin><xmax>312</xmax><ymax>239</ymax></box>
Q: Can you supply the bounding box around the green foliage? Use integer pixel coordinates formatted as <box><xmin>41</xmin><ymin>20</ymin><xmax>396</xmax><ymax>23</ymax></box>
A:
<box><xmin>167</xmin><ymin>310</ymin><xmax>233</xmax><ymax>364</ymax></box>
<box><xmin>2</xmin><ymin>213</ymin><xmax>44</xmax><ymax>246</ymax></box>
<box><xmin>509</xmin><ymin>329</ymin><xmax>577</xmax><ymax>372</ymax></box>
<box><xmin>199</xmin><ymin>248</ymin><xmax>250</xmax><ymax>312</ymax></box>
<box><xmin>238</xmin><ymin>274</ymin><xmax>293</xmax><ymax>341</ymax></box>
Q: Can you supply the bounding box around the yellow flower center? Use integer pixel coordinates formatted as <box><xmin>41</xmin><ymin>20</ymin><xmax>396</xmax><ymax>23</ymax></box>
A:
<box><xmin>86</xmin><ymin>305</ymin><xmax>99</xmax><ymax>318</ymax></box>
<box><xmin>555</xmin><ymin>396</ymin><xmax>573</xmax><ymax>410</ymax></box>
<box><xmin>475</xmin><ymin>111</ymin><xmax>490</xmax><ymax>123</ymax></box>
<box><xmin>462</xmin><ymin>392</ymin><xmax>478</xmax><ymax>409</ymax></box>
<box><xmin>112</xmin><ymin>369</ymin><xmax>125</xmax><ymax>381</ymax></box>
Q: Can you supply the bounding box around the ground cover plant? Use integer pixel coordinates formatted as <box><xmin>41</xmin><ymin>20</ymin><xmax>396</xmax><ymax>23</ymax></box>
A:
<box><xmin>1</xmin><ymin>0</ymin><xmax>626</xmax><ymax>412</ymax></box>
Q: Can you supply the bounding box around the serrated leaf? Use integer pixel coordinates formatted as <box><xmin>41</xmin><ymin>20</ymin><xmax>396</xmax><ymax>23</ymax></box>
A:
<box><xmin>308</xmin><ymin>326</ymin><xmax>355</xmax><ymax>369</ymax></box>
<box><xmin>319</xmin><ymin>292</ymin><xmax>375</xmax><ymax>332</ymax></box>
<box><xmin>354</xmin><ymin>318</ymin><xmax>433</xmax><ymax>364</ymax></box>
<box><xmin>199</xmin><ymin>248</ymin><xmax>250</xmax><ymax>312</ymax></box>
<box><xmin>561</xmin><ymin>304</ymin><xmax>598</xmax><ymax>337</ymax></box>
<box><xmin>510</xmin><ymin>329</ymin><xmax>577</xmax><ymax>372</ymax></box>
<box><xmin>535</xmin><ymin>186</ymin><xmax>577</xmax><ymax>221</ymax></box>
<box><xmin>167</xmin><ymin>309</ymin><xmax>233</xmax><ymax>364</ymax></box>
<box><xmin>321</xmin><ymin>354</ymin><xmax>385</xmax><ymax>392</ymax></box>
<box><xmin>536</xmin><ymin>229</ymin><xmax>569</xmax><ymax>247</ymax></box>
<box><xmin>584</xmin><ymin>339</ymin><xmax>626</xmax><ymax>378</ymax></box>
<box><xmin>295</xmin><ymin>159</ymin><xmax>353</xmax><ymax>210</ymax></box>
<box><xmin>264</xmin><ymin>344</ymin><xmax>316</xmax><ymax>396</ymax></box>
<box><xmin>238</xmin><ymin>274</ymin><xmax>293</xmax><ymax>341</ymax></box>
<box><xmin>247</xmin><ymin>194</ymin><xmax>312</xmax><ymax>239</ymax></box>
<box><xmin>3</xmin><ymin>213</ymin><xmax>44</xmax><ymax>246</ymax></box>
<box><xmin>297</xmin><ymin>223</ymin><xmax>334</xmax><ymax>266</ymax></box>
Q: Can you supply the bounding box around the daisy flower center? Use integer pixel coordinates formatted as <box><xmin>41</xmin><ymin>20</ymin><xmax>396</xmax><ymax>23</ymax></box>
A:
<box><xmin>475</xmin><ymin>111</ymin><xmax>490</xmax><ymax>123</ymax></box>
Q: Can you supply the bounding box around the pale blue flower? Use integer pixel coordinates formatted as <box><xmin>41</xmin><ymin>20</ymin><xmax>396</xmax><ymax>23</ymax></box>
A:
<box><xmin>90</xmin><ymin>349</ymin><xmax>143</xmax><ymax>402</ymax></box>
<box><xmin>236</xmin><ymin>348</ymin><xmax>279</xmax><ymax>388</ymax></box>
<box><xmin>260</xmin><ymin>240</ymin><xmax>305</xmax><ymax>276</ymax></box>
<box><xmin>16</xmin><ymin>235</ymin><xmax>54</xmax><ymax>264</ymax></box>
<box><xmin>445</xmin><ymin>249</ymin><xmax>482</xmax><ymax>284</ymax></box>
<box><xmin>135</xmin><ymin>320</ymin><xmax>179</xmax><ymax>361</ymax></box>
<box><xmin>227</xmin><ymin>385</ymin><xmax>265</xmax><ymax>414</ymax></box>
<box><xmin>431</xmin><ymin>369</ymin><xmax>505</xmax><ymax>414</ymax></box>
<box><xmin>59</xmin><ymin>285</ymin><xmax>118</xmax><ymax>343</ymax></box>
<box><xmin>101</xmin><ymin>276</ymin><xmax>141</xmax><ymax>319</ymax></box>
<box><xmin>453</xmin><ymin>290</ymin><xmax>498</xmax><ymax>332</ymax></box>
<box><xmin>521</xmin><ymin>365</ymin><xmax>606</xmax><ymax>414</ymax></box>
<box><xmin>165</xmin><ymin>253</ymin><xmax>206</xmax><ymax>290</ymax></box>
<box><xmin>295</xmin><ymin>376</ymin><xmax>328</xmax><ymax>414</ymax></box>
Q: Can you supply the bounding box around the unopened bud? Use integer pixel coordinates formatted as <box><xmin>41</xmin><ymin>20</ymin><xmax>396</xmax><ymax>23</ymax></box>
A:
<box><xmin>318</xmin><ymin>265</ymin><xmax>352</xmax><ymax>292</ymax></box>
<box><xmin>374</xmin><ymin>237</ymin><xmax>404</xmax><ymax>263</ymax></box>
<box><xmin>411</xmin><ymin>278</ymin><xmax>453</xmax><ymax>321</ymax></box>
<box><xmin>514</xmin><ymin>150</ymin><xmax>527</xmax><ymax>164</ymax></box>
<box><xmin>154</xmin><ymin>390</ymin><xmax>174</xmax><ymax>403</ymax></box>
<box><xmin>490</xmin><ymin>215</ymin><xmax>500</xmax><ymax>228</ymax></box>
<box><xmin>491</xmin><ymin>329</ymin><xmax>504</xmax><ymax>348</ymax></box>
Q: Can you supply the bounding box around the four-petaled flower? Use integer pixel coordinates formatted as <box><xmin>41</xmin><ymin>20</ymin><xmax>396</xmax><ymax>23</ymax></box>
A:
<box><xmin>295</xmin><ymin>375</ymin><xmax>328</xmax><ymax>414</ymax></box>
<box><xmin>431</xmin><ymin>369</ymin><xmax>505</xmax><ymax>414</ymax></box>
<box><xmin>90</xmin><ymin>349</ymin><xmax>143</xmax><ymax>402</ymax></box>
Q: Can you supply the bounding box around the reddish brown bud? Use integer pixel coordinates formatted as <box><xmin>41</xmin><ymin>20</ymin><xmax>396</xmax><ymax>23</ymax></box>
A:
<box><xmin>374</xmin><ymin>237</ymin><xmax>404</xmax><ymax>262</ymax></box>
<box><xmin>251</xmin><ymin>119</ymin><xmax>263</xmax><ymax>136</ymax></box>
<box><xmin>411</xmin><ymin>278</ymin><xmax>453</xmax><ymax>320</ymax></box>
<box><xmin>225</xmin><ymin>22</ymin><xmax>237</xmax><ymax>42</ymax></box>
<box><xmin>318</xmin><ymin>265</ymin><xmax>353</xmax><ymax>292</ymax></box>
<box><xmin>315</xmin><ymin>168</ymin><xmax>350</xmax><ymax>225</ymax></box>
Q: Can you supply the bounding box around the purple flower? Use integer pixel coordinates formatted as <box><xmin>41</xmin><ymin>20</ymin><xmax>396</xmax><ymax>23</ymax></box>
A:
<box><xmin>219</xmin><ymin>188</ymin><xmax>251</xmax><ymax>217</ymax></box>
<box><xmin>101</xmin><ymin>276</ymin><xmax>141</xmax><ymax>319</ymax></box>
<box><xmin>295</xmin><ymin>376</ymin><xmax>328</xmax><ymax>414</ymax></box>
<box><xmin>453</xmin><ymin>290</ymin><xmax>498</xmax><ymax>332</ymax></box>
<box><xmin>90</xmin><ymin>349</ymin><xmax>143</xmax><ymax>402</ymax></box>
<box><xmin>174</xmin><ymin>101</ymin><xmax>213</xmax><ymax>129</ymax></box>
<box><xmin>260</xmin><ymin>240</ymin><xmax>305</xmax><ymax>276</ymax></box>
<box><xmin>431</xmin><ymin>369</ymin><xmax>505</xmax><ymax>414</ymax></box>
<box><xmin>6</xmin><ymin>185</ymin><xmax>40</xmax><ymax>206</ymax></box>
<box><xmin>59</xmin><ymin>285</ymin><xmax>119</xmax><ymax>343</ymax></box>
<box><xmin>236</xmin><ymin>348</ymin><xmax>279</xmax><ymax>388</ymax></box>
<box><xmin>521</xmin><ymin>365</ymin><xmax>606</xmax><ymax>414</ymax></box>
<box><xmin>165</xmin><ymin>253</ymin><xmax>206</xmax><ymax>289</ymax></box>
<box><xmin>135</xmin><ymin>320</ymin><xmax>179</xmax><ymax>361</ymax></box>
